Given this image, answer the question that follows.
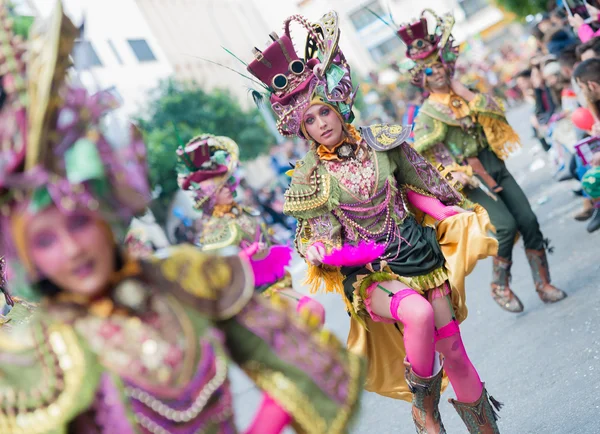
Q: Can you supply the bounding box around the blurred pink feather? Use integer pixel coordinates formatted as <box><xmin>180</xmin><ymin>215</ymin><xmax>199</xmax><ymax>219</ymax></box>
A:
<box><xmin>321</xmin><ymin>241</ymin><xmax>386</xmax><ymax>267</ymax></box>
<box><xmin>250</xmin><ymin>245</ymin><xmax>293</xmax><ymax>286</ymax></box>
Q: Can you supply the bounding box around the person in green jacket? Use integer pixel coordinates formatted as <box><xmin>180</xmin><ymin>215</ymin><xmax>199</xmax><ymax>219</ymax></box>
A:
<box><xmin>399</xmin><ymin>9</ymin><xmax>567</xmax><ymax>313</ymax></box>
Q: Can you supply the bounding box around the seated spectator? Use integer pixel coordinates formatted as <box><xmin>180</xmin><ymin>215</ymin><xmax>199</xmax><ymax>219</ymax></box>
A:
<box><xmin>576</xmin><ymin>36</ymin><xmax>600</xmax><ymax>61</ymax></box>
<box><xmin>542</xmin><ymin>20</ymin><xmax>580</xmax><ymax>55</ymax></box>
<box><xmin>573</xmin><ymin>58</ymin><xmax>600</xmax><ymax>232</ymax></box>
<box><xmin>515</xmin><ymin>67</ymin><xmax>556</xmax><ymax>151</ymax></box>
<box><xmin>558</xmin><ymin>44</ymin><xmax>586</xmax><ymax>107</ymax></box>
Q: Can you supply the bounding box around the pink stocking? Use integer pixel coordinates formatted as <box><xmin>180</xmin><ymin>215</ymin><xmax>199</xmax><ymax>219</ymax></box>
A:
<box><xmin>296</xmin><ymin>296</ymin><xmax>326</xmax><ymax>325</ymax></box>
<box><xmin>244</xmin><ymin>394</ymin><xmax>291</xmax><ymax>434</ymax></box>
<box><xmin>435</xmin><ymin>321</ymin><xmax>483</xmax><ymax>403</ymax></box>
<box><xmin>388</xmin><ymin>289</ymin><xmax>436</xmax><ymax>377</ymax></box>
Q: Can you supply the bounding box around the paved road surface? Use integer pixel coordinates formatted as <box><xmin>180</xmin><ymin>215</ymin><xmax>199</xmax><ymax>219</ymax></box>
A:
<box><xmin>231</xmin><ymin>104</ymin><xmax>600</xmax><ymax>434</ymax></box>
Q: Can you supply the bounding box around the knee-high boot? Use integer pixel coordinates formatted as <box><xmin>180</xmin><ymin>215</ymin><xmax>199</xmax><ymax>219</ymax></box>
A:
<box><xmin>404</xmin><ymin>354</ymin><xmax>446</xmax><ymax>434</ymax></box>
<box><xmin>525</xmin><ymin>248</ymin><xmax>567</xmax><ymax>303</ymax></box>
<box><xmin>490</xmin><ymin>257</ymin><xmax>524</xmax><ymax>313</ymax></box>
<box><xmin>449</xmin><ymin>385</ymin><xmax>502</xmax><ymax>434</ymax></box>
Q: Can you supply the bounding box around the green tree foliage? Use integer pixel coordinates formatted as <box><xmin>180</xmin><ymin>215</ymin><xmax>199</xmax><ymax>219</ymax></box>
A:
<box><xmin>137</xmin><ymin>79</ymin><xmax>274</xmax><ymax>224</ymax></box>
<box><xmin>493</xmin><ymin>0</ymin><xmax>549</xmax><ymax>18</ymax></box>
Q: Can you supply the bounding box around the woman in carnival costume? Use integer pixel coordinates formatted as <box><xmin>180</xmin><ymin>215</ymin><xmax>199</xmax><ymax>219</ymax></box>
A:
<box><xmin>402</xmin><ymin>10</ymin><xmax>567</xmax><ymax>313</ymax></box>
<box><xmin>0</xmin><ymin>4</ymin><xmax>364</xmax><ymax>434</ymax></box>
<box><xmin>176</xmin><ymin>134</ymin><xmax>325</xmax><ymax>323</ymax></box>
<box><xmin>245</xmin><ymin>10</ymin><xmax>502</xmax><ymax>434</ymax></box>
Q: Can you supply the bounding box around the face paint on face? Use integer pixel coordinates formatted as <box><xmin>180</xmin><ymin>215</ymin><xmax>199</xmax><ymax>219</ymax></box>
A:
<box><xmin>214</xmin><ymin>185</ymin><xmax>234</xmax><ymax>206</ymax></box>
<box><xmin>425</xmin><ymin>63</ymin><xmax>450</xmax><ymax>91</ymax></box>
<box><xmin>26</xmin><ymin>207</ymin><xmax>116</xmax><ymax>297</ymax></box>
<box><xmin>303</xmin><ymin>104</ymin><xmax>344</xmax><ymax>148</ymax></box>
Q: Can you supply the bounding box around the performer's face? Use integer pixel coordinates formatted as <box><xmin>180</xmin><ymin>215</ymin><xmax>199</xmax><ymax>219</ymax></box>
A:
<box><xmin>26</xmin><ymin>207</ymin><xmax>115</xmax><ymax>297</ymax></box>
<box><xmin>426</xmin><ymin>63</ymin><xmax>450</xmax><ymax>91</ymax></box>
<box><xmin>215</xmin><ymin>185</ymin><xmax>234</xmax><ymax>206</ymax></box>
<box><xmin>303</xmin><ymin>104</ymin><xmax>344</xmax><ymax>148</ymax></box>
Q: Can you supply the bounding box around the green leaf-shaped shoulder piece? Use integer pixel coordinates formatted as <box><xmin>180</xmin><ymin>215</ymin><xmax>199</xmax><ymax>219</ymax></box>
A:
<box><xmin>283</xmin><ymin>151</ymin><xmax>339</xmax><ymax>219</ymax></box>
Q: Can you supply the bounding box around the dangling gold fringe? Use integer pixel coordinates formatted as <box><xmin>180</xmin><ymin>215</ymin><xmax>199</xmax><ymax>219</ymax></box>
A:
<box><xmin>305</xmin><ymin>264</ymin><xmax>344</xmax><ymax>293</ymax></box>
<box><xmin>478</xmin><ymin>114</ymin><xmax>521</xmax><ymax>160</ymax></box>
<box><xmin>304</xmin><ymin>263</ymin><xmax>355</xmax><ymax>315</ymax></box>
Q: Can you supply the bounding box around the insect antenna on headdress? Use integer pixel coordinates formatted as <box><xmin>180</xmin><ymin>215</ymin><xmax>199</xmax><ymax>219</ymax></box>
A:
<box><xmin>364</xmin><ymin>6</ymin><xmax>398</xmax><ymax>35</ymax></box>
<box><xmin>247</xmin><ymin>88</ymin><xmax>268</xmax><ymax>108</ymax></box>
<box><xmin>187</xmin><ymin>55</ymin><xmax>270</xmax><ymax>91</ymax></box>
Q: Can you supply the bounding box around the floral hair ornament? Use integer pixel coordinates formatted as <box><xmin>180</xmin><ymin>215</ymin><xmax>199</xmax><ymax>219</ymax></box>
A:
<box><xmin>396</xmin><ymin>9</ymin><xmax>458</xmax><ymax>88</ymax></box>
<box><xmin>246</xmin><ymin>11</ymin><xmax>356</xmax><ymax>138</ymax></box>
<box><xmin>176</xmin><ymin>134</ymin><xmax>240</xmax><ymax>211</ymax></box>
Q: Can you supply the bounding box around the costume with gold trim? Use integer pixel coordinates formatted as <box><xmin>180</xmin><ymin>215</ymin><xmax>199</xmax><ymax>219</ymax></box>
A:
<box><xmin>247</xmin><ymin>10</ymin><xmax>497</xmax><ymax>403</ymax></box>
<box><xmin>405</xmin><ymin>9</ymin><xmax>566</xmax><ymax>313</ymax></box>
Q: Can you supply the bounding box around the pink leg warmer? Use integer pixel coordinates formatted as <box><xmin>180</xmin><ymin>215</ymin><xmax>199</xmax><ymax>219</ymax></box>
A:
<box><xmin>388</xmin><ymin>288</ymin><xmax>436</xmax><ymax>377</ymax></box>
<box><xmin>296</xmin><ymin>296</ymin><xmax>326</xmax><ymax>325</ymax></box>
<box><xmin>435</xmin><ymin>320</ymin><xmax>483</xmax><ymax>403</ymax></box>
<box><xmin>243</xmin><ymin>394</ymin><xmax>291</xmax><ymax>434</ymax></box>
<box><xmin>406</xmin><ymin>189</ymin><xmax>459</xmax><ymax>221</ymax></box>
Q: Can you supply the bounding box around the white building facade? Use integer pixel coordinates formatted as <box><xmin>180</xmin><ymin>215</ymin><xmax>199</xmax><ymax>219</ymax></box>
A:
<box><xmin>27</xmin><ymin>0</ymin><xmax>174</xmax><ymax>117</ymax></box>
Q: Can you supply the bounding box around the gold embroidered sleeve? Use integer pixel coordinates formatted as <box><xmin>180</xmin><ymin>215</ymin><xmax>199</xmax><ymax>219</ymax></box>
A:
<box><xmin>0</xmin><ymin>322</ymin><xmax>103</xmax><ymax>433</ymax></box>
<box><xmin>154</xmin><ymin>244</ymin><xmax>254</xmax><ymax>320</ymax></box>
<box><xmin>221</xmin><ymin>295</ymin><xmax>365</xmax><ymax>434</ymax></box>
<box><xmin>413</xmin><ymin>115</ymin><xmax>448</xmax><ymax>153</ymax></box>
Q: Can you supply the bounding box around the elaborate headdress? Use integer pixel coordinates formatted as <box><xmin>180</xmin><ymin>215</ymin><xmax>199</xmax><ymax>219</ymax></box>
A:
<box><xmin>397</xmin><ymin>9</ymin><xmax>458</xmax><ymax>87</ymax></box>
<box><xmin>0</xmin><ymin>1</ymin><xmax>150</xmax><ymax>295</ymax></box>
<box><xmin>247</xmin><ymin>11</ymin><xmax>355</xmax><ymax>137</ymax></box>
<box><xmin>176</xmin><ymin>134</ymin><xmax>239</xmax><ymax>211</ymax></box>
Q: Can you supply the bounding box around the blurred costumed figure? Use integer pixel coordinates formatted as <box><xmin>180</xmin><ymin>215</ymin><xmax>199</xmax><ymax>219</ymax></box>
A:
<box><xmin>176</xmin><ymin>133</ymin><xmax>328</xmax><ymax>433</ymax></box>
<box><xmin>0</xmin><ymin>3</ymin><xmax>364</xmax><ymax>433</ymax></box>
<box><xmin>243</xmin><ymin>10</ymin><xmax>502</xmax><ymax>434</ymax></box>
<box><xmin>403</xmin><ymin>10</ymin><xmax>567</xmax><ymax>314</ymax></box>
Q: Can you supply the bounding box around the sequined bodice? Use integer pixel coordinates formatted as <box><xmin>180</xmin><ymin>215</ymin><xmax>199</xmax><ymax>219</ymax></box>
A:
<box><xmin>321</xmin><ymin>146</ymin><xmax>376</xmax><ymax>200</ymax></box>
<box><xmin>67</xmin><ymin>295</ymin><xmax>236</xmax><ymax>433</ymax></box>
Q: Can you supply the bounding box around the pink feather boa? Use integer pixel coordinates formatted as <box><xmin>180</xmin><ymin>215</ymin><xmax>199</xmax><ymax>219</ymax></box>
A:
<box><xmin>250</xmin><ymin>245</ymin><xmax>293</xmax><ymax>287</ymax></box>
<box><xmin>321</xmin><ymin>241</ymin><xmax>386</xmax><ymax>267</ymax></box>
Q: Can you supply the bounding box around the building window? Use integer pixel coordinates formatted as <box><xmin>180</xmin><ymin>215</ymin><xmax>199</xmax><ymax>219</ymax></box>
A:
<box><xmin>73</xmin><ymin>40</ymin><xmax>102</xmax><ymax>69</ymax></box>
<box><xmin>349</xmin><ymin>0</ymin><xmax>385</xmax><ymax>32</ymax></box>
<box><xmin>458</xmin><ymin>0</ymin><xmax>489</xmax><ymax>18</ymax></box>
<box><xmin>128</xmin><ymin>39</ymin><xmax>157</xmax><ymax>62</ymax></box>
<box><xmin>107</xmin><ymin>40</ymin><xmax>123</xmax><ymax>65</ymax></box>
<box><xmin>368</xmin><ymin>35</ymin><xmax>403</xmax><ymax>62</ymax></box>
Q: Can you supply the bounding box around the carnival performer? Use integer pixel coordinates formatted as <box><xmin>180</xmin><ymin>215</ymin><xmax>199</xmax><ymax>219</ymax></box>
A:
<box><xmin>0</xmin><ymin>4</ymin><xmax>364</xmax><ymax>434</ymax></box>
<box><xmin>176</xmin><ymin>134</ymin><xmax>328</xmax><ymax>433</ymax></box>
<box><xmin>176</xmin><ymin>134</ymin><xmax>325</xmax><ymax>322</ymax></box>
<box><xmin>404</xmin><ymin>10</ymin><xmax>567</xmax><ymax>313</ymax></box>
<box><xmin>246</xmin><ymin>10</ymin><xmax>502</xmax><ymax>433</ymax></box>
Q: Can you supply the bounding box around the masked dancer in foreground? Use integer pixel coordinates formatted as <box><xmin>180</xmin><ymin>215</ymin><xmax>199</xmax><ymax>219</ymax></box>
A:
<box><xmin>0</xmin><ymin>4</ymin><xmax>364</xmax><ymax>433</ymax></box>
<box><xmin>404</xmin><ymin>10</ymin><xmax>567</xmax><ymax>313</ymax></box>
<box><xmin>245</xmin><ymin>10</ymin><xmax>502</xmax><ymax>434</ymax></box>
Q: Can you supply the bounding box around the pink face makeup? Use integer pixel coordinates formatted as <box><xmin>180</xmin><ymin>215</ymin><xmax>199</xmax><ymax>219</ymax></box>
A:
<box><xmin>26</xmin><ymin>207</ymin><xmax>116</xmax><ymax>297</ymax></box>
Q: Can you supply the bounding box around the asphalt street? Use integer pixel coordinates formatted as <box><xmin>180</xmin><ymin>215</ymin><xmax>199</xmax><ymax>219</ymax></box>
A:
<box><xmin>231</xmin><ymin>104</ymin><xmax>600</xmax><ymax>434</ymax></box>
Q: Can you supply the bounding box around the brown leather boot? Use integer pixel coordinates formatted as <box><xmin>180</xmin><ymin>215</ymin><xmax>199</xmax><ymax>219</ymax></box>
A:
<box><xmin>525</xmin><ymin>249</ymin><xmax>567</xmax><ymax>303</ymax></box>
<box><xmin>490</xmin><ymin>257</ymin><xmax>524</xmax><ymax>313</ymax></box>
<box><xmin>405</xmin><ymin>355</ymin><xmax>446</xmax><ymax>434</ymax></box>
<box><xmin>449</xmin><ymin>386</ymin><xmax>502</xmax><ymax>434</ymax></box>
<box><xmin>574</xmin><ymin>198</ymin><xmax>594</xmax><ymax>221</ymax></box>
